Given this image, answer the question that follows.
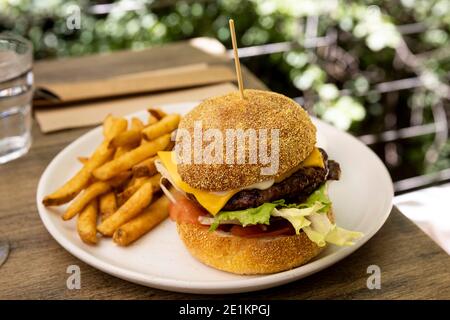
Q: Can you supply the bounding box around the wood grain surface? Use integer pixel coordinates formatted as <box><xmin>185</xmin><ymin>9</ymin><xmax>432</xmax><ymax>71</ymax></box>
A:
<box><xmin>1</xmin><ymin>42</ymin><xmax>450</xmax><ymax>299</ymax></box>
<box><xmin>33</xmin><ymin>41</ymin><xmax>226</xmax><ymax>83</ymax></box>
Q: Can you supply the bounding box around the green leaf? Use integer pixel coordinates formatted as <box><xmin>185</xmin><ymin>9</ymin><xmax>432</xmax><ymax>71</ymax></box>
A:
<box><xmin>210</xmin><ymin>184</ymin><xmax>331</xmax><ymax>232</ymax></box>
<box><xmin>209</xmin><ymin>183</ymin><xmax>363</xmax><ymax>247</ymax></box>
<box><xmin>305</xmin><ymin>213</ymin><xmax>363</xmax><ymax>246</ymax></box>
<box><xmin>303</xmin><ymin>184</ymin><xmax>331</xmax><ymax>212</ymax></box>
<box><xmin>272</xmin><ymin>206</ymin><xmax>318</xmax><ymax>234</ymax></box>
<box><xmin>273</xmin><ymin>183</ymin><xmax>331</xmax><ymax>212</ymax></box>
<box><xmin>209</xmin><ymin>202</ymin><xmax>278</xmax><ymax>231</ymax></box>
<box><xmin>325</xmin><ymin>226</ymin><xmax>364</xmax><ymax>246</ymax></box>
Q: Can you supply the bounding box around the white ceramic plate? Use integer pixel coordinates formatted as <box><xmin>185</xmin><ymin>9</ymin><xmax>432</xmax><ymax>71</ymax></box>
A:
<box><xmin>36</xmin><ymin>102</ymin><xmax>393</xmax><ymax>294</ymax></box>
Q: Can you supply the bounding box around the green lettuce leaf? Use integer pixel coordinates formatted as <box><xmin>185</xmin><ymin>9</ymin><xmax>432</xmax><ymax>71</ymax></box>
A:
<box><xmin>209</xmin><ymin>183</ymin><xmax>363</xmax><ymax>247</ymax></box>
<box><xmin>274</xmin><ymin>184</ymin><xmax>331</xmax><ymax>212</ymax></box>
<box><xmin>209</xmin><ymin>202</ymin><xmax>278</xmax><ymax>231</ymax></box>
<box><xmin>209</xmin><ymin>184</ymin><xmax>331</xmax><ymax>232</ymax></box>
<box><xmin>271</xmin><ymin>203</ymin><xmax>323</xmax><ymax>234</ymax></box>
<box><xmin>303</xmin><ymin>227</ymin><xmax>327</xmax><ymax>247</ymax></box>
<box><xmin>325</xmin><ymin>226</ymin><xmax>364</xmax><ymax>246</ymax></box>
<box><xmin>303</xmin><ymin>184</ymin><xmax>331</xmax><ymax>212</ymax></box>
<box><xmin>308</xmin><ymin>212</ymin><xmax>334</xmax><ymax>234</ymax></box>
<box><xmin>305</xmin><ymin>213</ymin><xmax>363</xmax><ymax>247</ymax></box>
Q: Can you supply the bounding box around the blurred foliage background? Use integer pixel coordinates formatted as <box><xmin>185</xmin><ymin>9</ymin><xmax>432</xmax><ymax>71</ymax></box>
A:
<box><xmin>1</xmin><ymin>0</ymin><xmax>449</xmax><ymax>189</ymax></box>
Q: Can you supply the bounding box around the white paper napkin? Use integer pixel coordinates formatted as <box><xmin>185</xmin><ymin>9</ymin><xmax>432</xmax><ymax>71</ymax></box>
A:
<box><xmin>394</xmin><ymin>183</ymin><xmax>450</xmax><ymax>255</ymax></box>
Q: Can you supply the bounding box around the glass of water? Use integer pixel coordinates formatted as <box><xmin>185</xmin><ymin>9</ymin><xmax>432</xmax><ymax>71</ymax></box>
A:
<box><xmin>0</xmin><ymin>33</ymin><xmax>33</xmax><ymax>164</ymax></box>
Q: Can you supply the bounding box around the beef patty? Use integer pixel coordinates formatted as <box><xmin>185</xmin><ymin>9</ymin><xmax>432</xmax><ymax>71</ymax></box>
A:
<box><xmin>222</xmin><ymin>149</ymin><xmax>340</xmax><ymax>210</ymax></box>
<box><xmin>188</xmin><ymin>149</ymin><xmax>341</xmax><ymax>211</ymax></box>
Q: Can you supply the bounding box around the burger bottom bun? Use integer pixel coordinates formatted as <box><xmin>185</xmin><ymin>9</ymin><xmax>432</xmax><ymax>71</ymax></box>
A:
<box><xmin>176</xmin><ymin>210</ymin><xmax>334</xmax><ymax>275</ymax></box>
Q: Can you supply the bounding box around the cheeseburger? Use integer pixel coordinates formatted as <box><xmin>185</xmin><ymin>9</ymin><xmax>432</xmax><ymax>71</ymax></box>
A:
<box><xmin>156</xmin><ymin>89</ymin><xmax>362</xmax><ymax>275</ymax></box>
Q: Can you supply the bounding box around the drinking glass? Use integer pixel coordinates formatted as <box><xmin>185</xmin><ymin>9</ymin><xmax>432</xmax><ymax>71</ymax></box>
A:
<box><xmin>0</xmin><ymin>33</ymin><xmax>33</xmax><ymax>164</ymax></box>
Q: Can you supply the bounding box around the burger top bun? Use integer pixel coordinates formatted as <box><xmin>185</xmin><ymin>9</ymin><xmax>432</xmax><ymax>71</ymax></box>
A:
<box><xmin>176</xmin><ymin>89</ymin><xmax>316</xmax><ymax>191</ymax></box>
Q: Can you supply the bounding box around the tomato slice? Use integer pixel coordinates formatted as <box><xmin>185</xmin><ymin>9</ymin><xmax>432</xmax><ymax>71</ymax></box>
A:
<box><xmin>169</xmin><ymin>196</ymin><xmax>296</xmax><ymax>237</ymax></box>
<box><xmin>169</xmin><ymin>196</ymin><xmax>208</xmax><ymax>224</ymax></box>
<box><xmin>230</xmin><ymin>224</ymin><xmax>293</xmax><ymax>238</ymax></box>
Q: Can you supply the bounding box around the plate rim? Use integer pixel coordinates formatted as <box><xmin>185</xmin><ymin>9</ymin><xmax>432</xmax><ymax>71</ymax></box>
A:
<box><xmin>36</xmin><ymin>108</ymin><xmax>393</xmax><ymax>294</ymax></box>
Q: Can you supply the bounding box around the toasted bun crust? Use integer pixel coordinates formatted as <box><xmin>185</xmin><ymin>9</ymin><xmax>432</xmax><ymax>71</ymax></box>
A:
<box><xmin>177</xmin><ymin>210</ymin><xmax>334</xmax><ymax>275</ymax></box>
<box><xmin>176</xmin><ymin>89</ymin><xmax>316</xmax><ymax>191</ymax></box>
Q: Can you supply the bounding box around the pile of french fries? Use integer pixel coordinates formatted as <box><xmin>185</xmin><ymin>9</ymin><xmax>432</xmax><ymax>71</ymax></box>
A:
<box><xmin>42</xmin><ymin>109</ymin><xmax>180</xmax><ymax>246</ymax></box>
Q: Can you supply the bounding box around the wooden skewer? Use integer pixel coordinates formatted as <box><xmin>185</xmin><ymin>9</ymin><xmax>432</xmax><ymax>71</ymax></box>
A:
<box><xmin>229</xmin><ymin>19</ymin><xmax>245</xmax><ymax>99</ymax></box>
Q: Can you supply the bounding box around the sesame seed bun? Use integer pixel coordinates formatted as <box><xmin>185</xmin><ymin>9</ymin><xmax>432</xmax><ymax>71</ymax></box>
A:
<box><xmin>176</xmin><ymin>89</ymin><xmax>316</xmax><ymax>191</ymax></box>
<box><xmin>176</xmin><ymin>209</ymin><xmax>334</xmax><ymax>275</ymax></box>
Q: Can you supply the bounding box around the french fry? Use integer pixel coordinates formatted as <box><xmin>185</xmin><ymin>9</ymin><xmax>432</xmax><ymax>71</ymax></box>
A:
<box><xmin>114</xmin><ymin>146</ymin><xmax>130</xmax><ymax>159</ymax></box>
<box><xmin>97</xmin><ymin>182</ymin><xmax>153</xmax><ymax>236</ymax></box>
<box><xmin>42</xmin><ymin>116</ymin><xmax>126</xmax><ymax>206</ymax></box>
<box><xmin>117</xmin><ymin>177</ymin><xmax>147</xmax><ymax>206</ymax></box>
<box><xmin>124</xmin><ymin>173</ymin><xmax>138</xmax><ymax>190</ymax></box>
<box><xmin>147</xmin><ymin>115</ymin><xmax>158</xmax><ymax>126</ymax></box>
<box><xmin>63</xmin><ymin>181</ymin><xmax>111</xmax><ymax>220</ymax></box>
<box><xmin>106</xmin><ymin>171</ymin><xmax>132</xmax><ymax>188</ymax></box>
<box><xmin>109</xmin><ymin>114</ymin><xmax>132</xmax><ymax>159</ymax></box>
<box><xmin>131</xmin><ymin>117</ymin><xmax>145</xmax><ymax>131</ymax></box>
<box><xmin>142</xmin><ymin>114</ymin><xmax>180</xmax><ymax>140</ymax></box>
<box><xmin>140</xmin><ymin>138</ymin><xmax>151</xmax><ymax>145</ymax></box>
<box><xmin>103</xmin><ymin>115</ymin><xmax>128</xmax><ymax>140</ymax></box>
<box><xmin>117</xmin><ymin>174</ymin><xmax>161</xmax><ymax>205</ymax></box>
<box><xmin>93</xmin><ymin>134</ymin><xmax>171</xmax><ymax>181</ymax></box>
<box><xmin>43</xmin><ymin>148</ymin><xmax>108</xmax><ymax>207</ymax></box>
<box><xmin>147</xmin><ymin>174</ymin><xmax>162</xmax><ymax>192</ymax></box>
<box><xmin>113</xmin><ymin>195</ymin><xmax>170</xmax><ymax>246</ymax></box>
<box><xmin>148</xmin><ymin>108</ymin><xmax>167</xmax><ymax>121</ymax></box>
<box><xmin>78</xmin><ymin>157</ymin><xmax>89</xmax><ymax>164</ymax></box>
<box><xmin>77</xmin><ymin>200</ymin><xmax>98</xmax><ymax>245</ymax></box>
<box><xmin>108</xmin><ymin>130</ymin><xmax>141</xmax><ymax>148</ymax></box>
<box><xmin>44</xmin><ymin>112</ymin><xmax>180</xmax><ymax>247</ymax></box>
<box><xmin>132</xmin><ymin>156</ymin><xmax>158</xmax><ymax>177</ymax></box>
<box><xmin>149</xmin><ymin>173</ymin><xmax>161</xmax><ymax>193</ymax></box>
<box><xmin>165</xmin><ymin>140</ymin><xmax>175</xmax><ymax>151</ymax></box>
<box><xmin>131</xmin><ymin>117</ymin><xmax>148</xmax><ymax>145</ymax></box>
<box><xmin>99</xmin><ymin>192</ymin><xmax>117</xmax><ymax>221</ymax></box>
<box><xmin>146</xmin><ymin>108</ymin><xmax>165</xmax><ymax>126</ymax></box>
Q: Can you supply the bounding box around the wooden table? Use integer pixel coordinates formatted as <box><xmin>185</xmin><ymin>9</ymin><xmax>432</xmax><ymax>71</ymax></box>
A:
<box><xmin>1</xmin><ymin>42</ymin><xmax>450</xmax><ymax>299</ymax></box>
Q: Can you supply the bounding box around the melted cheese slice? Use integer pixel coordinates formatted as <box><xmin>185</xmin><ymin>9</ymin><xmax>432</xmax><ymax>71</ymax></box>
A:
<box><xmin>301</xmin><ymin>148</ymin><xmax>324</xmax><ymax>168</ymax></box>
<box><xmin>157</xmin><ymin>148</ymin><xmax>324</xmax><ymax>215</ymax></box>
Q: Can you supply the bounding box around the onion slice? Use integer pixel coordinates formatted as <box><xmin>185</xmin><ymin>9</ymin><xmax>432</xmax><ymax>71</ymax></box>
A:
<box><xmin>198</xmin><ymin>216</ymin><xmax>241</xmax><ymax>226</ymax></box>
